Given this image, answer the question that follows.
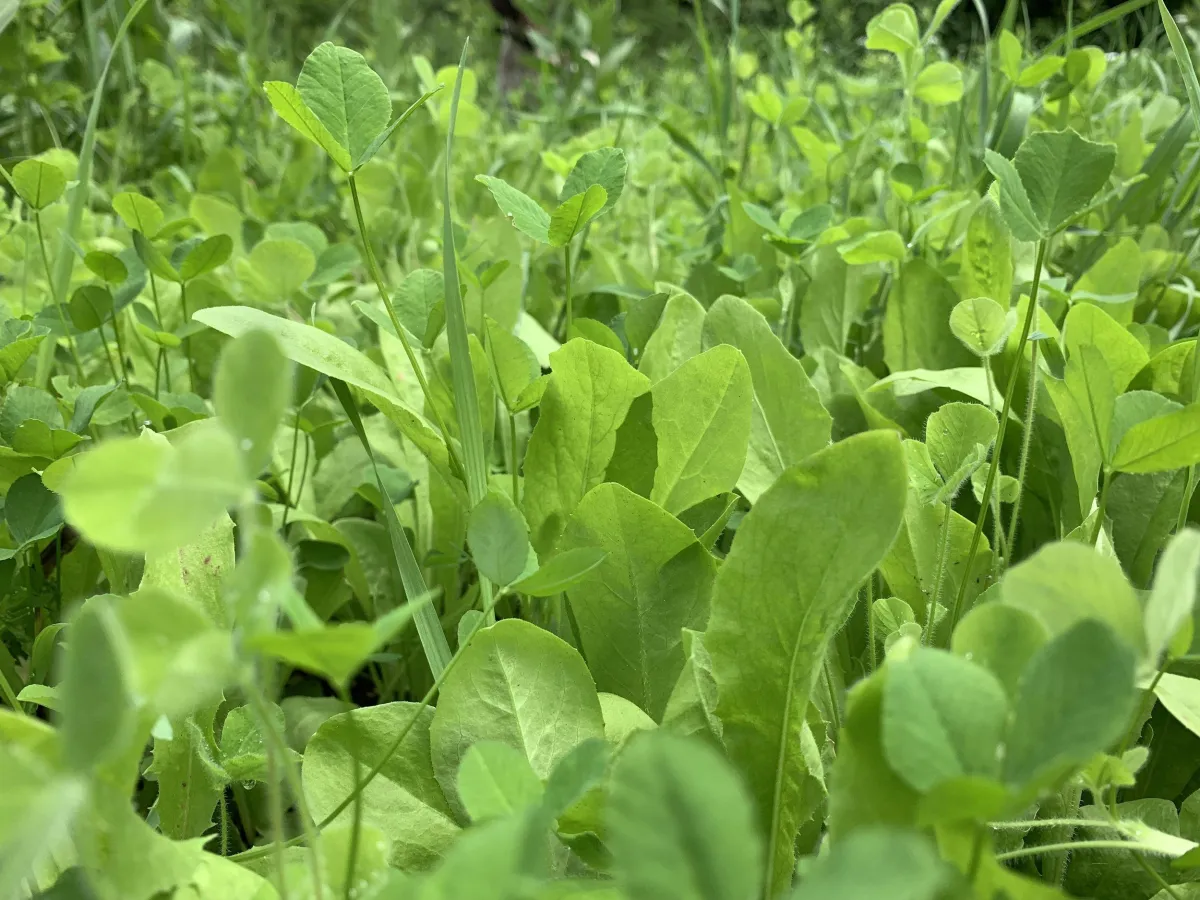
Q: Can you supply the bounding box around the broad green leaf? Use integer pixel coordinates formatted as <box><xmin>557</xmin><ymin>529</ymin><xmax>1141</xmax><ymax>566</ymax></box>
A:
<box><xmin>524</xmin><ymin>339</ymin><xmax>649</xmax><ymax>553</ymax></box>
<box><xmin>1114</xmin><ymin>403</ymin><xmax>1200</xmax><ymax>474</ymax></box>
<box><xmin>457</xmin><ymin>741</ymin><xmax>545</xmax><ymax>822</ymax></box>
<box><xmin>251</xmin><ymin>597</ymin><xmax>427</xmax><ymax>689</ymax></box>
<box><xmin>5</xmin><ymin>472</ymin><xmax>62</xmax><ymax>546</ymax></box>
<box><xmin>865</xmin><ymin>4</ymin><xmax>920</xmax><ymax>56</ymax></box>
<box><xmin>913</xmin><ymin>61</ymin><xmax>964</xmax><ymax>105</ymax></box>
<box><xmin>193</xmin><ymin>306</ymin><xmax>460</xmax><ymax>498</ymax></box>
<box><xmin>178</xmin><ymin>234</ymin><xmax>233</xmax><ymax>281</ymax></box>
<box><xmin>649</xmin><ymin>345</ymin><xmax>752</xmax><ymax>515</ymax></box>
<box><xmin>1017</xmin><ymin>55</ymin><xmax>1065</xmax><ymax>87</ymax></box>
<box><xmin>791</xmin><ymin>828</ymin><xmax>949</xmax><ymax>900</ymax></box>
<box><xmin>214</xmin><ymin>329</ymin><xmax>293</xmax><ymax>475</ymax></box>
<box><xmin>548</xmin><ymin>185</ymin><xmax>608</xmax><ymax>247</ymax></box>
<box><xmin>703</xmin><ymin>296</ymin><xmax>832</xmax><ymax>502</ymax></box>
<box><xmin>600</xmin><ymin>693</ymin><xmax>657</xmax><ymax>746</ymax></box>
<box><xmin>639</xmin><ymin>290</ymin><xmax>706</xmax><ymax>382</ymax></box>
<box><xmin>925</xmin><ymin>402</ymin><xmax>996</xmax><ymax>495</ymax></box>
<box><xmin>218</xmin><ymin>704</ymin><xmax>277</xmax><ymax>782</ymax></box>
<box><xmin>12</xmin><ymin>159</ymin><xmax>66</xmax><ymax>210</ymax></box>
<box><xmin>951</xmin><ymin>603</ymin><xmax>1048</xmax><ymax>698</ymax></box>
<box><xmin>1074</xmin><ymin>237</ymin><xmax>1143</xmax><ymax>320</ymax></box>
<box><xmin>1000</xmin><ymin>541</ymin><xmax>1144</xmax><ymax>649</ymax></box>
<box><xmin>1146</xmin><ymin>530</ymin><xmax>1200</xmax><ymax>666</ymax></box>
<box><xmin>60</xmin><ymin>598</ymin><xmax>134</xmax><ymax>772</ymax></box>
<box><xmin>303</xmin><ymin>702</ymin><xmax>460</xmax><ymax>870</ymax></box>
<box><xmin>511</xmin><ymin>547</ymin><xmax>608</xmax><ymax>597</ymax></box>
<box><xmin>561</xmin><ymin>147</ymin><xmax>627</xmax><ymax>215</ymax></box>
<box><xmin>990</xmin><ymin>130</ymin><xmax>1117</xmax><ymax>240</ymax></box>
<box><xmin>60</xmin><ymin>427</ymin><xmax>250</xmax><ymax>556</ymax></box>
<box><xmin>608</xmin><ymin>732</ymin><xmax>763</xmax><ymax>900</ymax></box>
<box><xmin>487</xmin><ymin>317</ymin><xmax>540</xmax><ymax>412</ymax></box>
<box><xmin>1063</xmin><ymin>303</ymin><xmax>1148</xmax><ymax>392</ymax></box>
<box><xmin>983</xmin><ymin>150</ymin><xmax>1042</xmax><ymax>242</ymax></box>
<box><xmin>150</xmin><ymin>711</ymin><xmax>222</xmax><ymax>840</ymax></box>
<box><xmin>295</xmin><ymin>42</ymin><xmax>391</xmax><ymax>169</ymax></box>
<box><xmin>838</xmin><ymin>230</ymin><xmax>906</xmax><ymax>265</ymax></box>
<box><xmin>560</xmin><ymin>483</ymin><xmax>716</xmax><ymax>720</ymax></box>
<box><xmin>801</xmin><ymin>245</ymin><xmax>880</xmax><ymax>355</ymax></box>
<box><xmin>263</xmin><ymin>80</ymin><xmax>352</xmax><ymax>171</ymax></box>
<box><xmin>468</xmin><ymin>490</ymin><xmax>531</xmax><ymax>586</ymax></box>
<box><xmin>430</xmin><ymin>619</ymin><xmax>605</xmax><ymax>816</ymax></box>
<box><xmin>950</xmin><ymin>297</ymin><xmax>1013</xmax><ymax>357</ymax></box>
<box><xmin>998</xmin><ymin>30</ymin><xmax>1022</xmax><ymax>81</ymax></box>
<box><xmin>69</xmin><ymin>284</ymin><xmax>113</xmax><ymax>331</ymax></box>
<box><xmin>1155</xmin><ymin>674</ymin><xmax>1200</xmax><ymax>740</ymax></box>
<box><xmin>140</xmin><ymin>513</ymin><xmax>236</xmax><ymax>629</ymax></box>
<box><xmin>1003</xmin><ymin>619</ymin><xmax>1137</xmax><ymax>791</ymax></box>
<box><xmin>960</xmin><ymin>198</ymin><xmax>1013</xmax><ymax>308</ymax></box>
<box><xmin>882</xmin><ymin>648</ymin><xmax>1008</xmax><ymax>792</ymax></box>
<box><xmin>395</xmin><ymin>268</ymin><xmax>445</xmax><ymax>346</ymax></box>
<box><xmin>246</xmin><ymin>237</ymin><xmax>315</xmax><ymax>298</ymax></box>
<box><xmin>884</xmin><ymin>259</ymin><xmax>975</xmax><ymax>372</ymax></box>
<box><xmin>476</xmin><ymin>175</ymin><xmax>551</xmax><ymax>244</ymax></box>
<box><xmin>706</xmin><ymin>432</ymin><xmax>907</xmax><ymax>894</ymax></box>
<box><xmin>112</xmin><ymin>191</ymin><xmax>165</xmax><ymax>238</ymax></box>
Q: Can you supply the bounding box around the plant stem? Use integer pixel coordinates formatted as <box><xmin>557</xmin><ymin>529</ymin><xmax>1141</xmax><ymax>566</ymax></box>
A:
<box><xmin>997</xmin><ymin>839</ymin><xmax>1164</xmax><ymax>862</ymax></box>
<box><xmin>983</xmin><ymin>355</ymin><xmax>1006</xmax><ymax>575</ymax></box>
<box><xmin>266</xmin><ymin>747</ymin><xmax>291</xmax><ymax>900</ymax></box>
<box><xmin>347</xmin><ymin>173</ymin><xmax>463</xmax><ymax>476</ymax></box>
<box><xmin>34</xmin><ymin>212</ymin><xmax>84</xmax><ymax>380</ymax></box>
<box><xmin>1091</xmin><ymin>468</ymin><xmax>1113</xmax><ymax>546</ymax></box>
<box><xmin>925</xmin><ymin>501</ymin><xmax>953</xmax><ymax>645</ymax></box>
<box><xmin>508</xmin><ymin>413</ymin><xmax>520</xmax><ymax>506</ymax></box>
<box><xmin>180</xmin><ymin>280</ymin><xmax>196</xmax><ymax>390</ymax></box>
<box><xmin>1006</xmin><ymin>339</ymin><xmax>1040</xmax><ymax>557</ymax></box>
<box><xmin>945</xmin><ymin>239</ymin><xmax>1047</xmax><ymax>644</ymax></box>
<box><xmin>110</xmin><ymin>310</ymin><xmax>131</xmax><ymax>381</ymax></box>
<box><xmin>147</xmin><ymin>271</ymin><xmax>170</xmax><ymax>396</ymax></box>
<box><xmin>0</xmin><ymin>667</ymin><xmax>24</xmax><ymax>714</ymax></box>
<box><xmin>335</xmin><ymin>685</ymin><xmax>361</xmax><ymax>900</ymax></box>
<box><xmin>562</xmin><ymin>243</ymin><xmax>574</xmax><ymax>340</ymax></box>
<box><xmin>865</xmin><ymin>575</ymin><xmax>878</xmax><ymax>673</ymax></box>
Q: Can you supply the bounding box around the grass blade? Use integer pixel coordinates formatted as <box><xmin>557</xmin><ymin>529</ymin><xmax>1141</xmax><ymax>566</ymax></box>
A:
<box><xmin>1159</xmin><ymin>0</ymin><xmax>1200</xmax><ymax>133</ymax></box>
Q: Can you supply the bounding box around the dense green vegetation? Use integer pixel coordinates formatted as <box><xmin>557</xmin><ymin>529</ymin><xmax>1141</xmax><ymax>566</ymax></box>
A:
<box><xmin>4</xmin><ymin>0</ymin><xmax>1200</xmax><ymax>897</ymax></box>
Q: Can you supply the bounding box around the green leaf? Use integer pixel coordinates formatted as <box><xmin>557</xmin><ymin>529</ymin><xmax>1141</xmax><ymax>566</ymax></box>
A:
<box><xmin>251</xmin><ymin>597</ymin><xmax>428</xmax><ymax>689</ymax></box>
<box><xmin>707</xmin><ymin>432</ymin><xmax>908</xmax><ymax>894</ymax></box>
<box><xmin>882</xmin><ymin>647</ymin><xmax>1008</xmax><ymax>792</ymax></box>
<box><xmin>1158</xmin><ymin>0</ymin><xmax>1200</xmax><ymax>135</ymax></box>
<box><xmin>838</xmin><ymin>230</ymin><xmax>906</xmax><ymax>265</ymax></box>
<box><xmin>1154</xmin><ymin>673</ymin><xmax>1200</xmax><ymax>740</ymax></box>
<box><xmin>394</xmin><ymin>268</ymin><xmax>445</xmax><ymax>346</ymax></box>
<box><xmin>218</xmin><ymin>704</ymin><xmax>276</xmax><ymax>782</ymax></box>
<box><xmin>884</xmin><ymin>259</ymin><xmax>976</xmax><ymax>372</ymax></box>
<box><xmin>246</xmin><ymin>237</ymin><xmax>315</xmax><ymax>297</ymax></box>
<box><xmin>354</xmin><ymin>85</ymin><xmax>442</xmax><ymax>170</ymax></box>
<box><xmin>112</xmin><ymin>191</ymin><xmax>165</xmax><ymax>238</ymax></box>
<box><xmin>1146</xmin><ymin>530</ymin><xmax>1200</xmax><ymax>666</ymax></box>
<box><xmin>5</xmin><ymin>472</ymin><xmax>62</xmax><ymax>546</ymax></box>
<box><xmin>983</xmin><ymin>150</ymin><xmax>1043</xmax><ymax>242</ymax></box>
<box><xmin>430</xmin><ymin>619</ymin><xmax>605</xmax><ymax>816</ymax></box>
<box><xmin>1114</xmin><ymin>403</ymin><xmax>1200</xmax><ymax>474</ymax></box>
<box><xmin>263</xmin><ymin>80</ymin><xmax>353</xmax><ymax>171</ymax></box>
<box><xmin>511</xmin><ymin>547</ymin><xmax>608</xmax><ymax>597</ymax></box>
<box><xmin>69</xmin><ymin>284</ymin><xmax>113</xmax><ymax>332</ymax></box>
<box><xmin>83</xmin><ymin>250</ymin><xmax>128</xmax><ymax>285</ymax></box>
<box><xmin>998</xmin><ymin>30</ymin><xmax>1022</xmax><ymax>81</ymax></box>
<box><xmin>865</xmin><ymin>4</ymin><xmax>920</xmax><ymax>56</ymax></box>
<box><xmin>214</xmin><ymin>329</ymin><xmax>293</xmax><ymax>476</ymax></box>
<box><xmin>1063</xmin><ymin>303</ymin><xmax>1148</xmax><ymax>392</ymax></box>
<box><xmin>60</xmin><ymin>598</ymin><xmax>134</xmax><ymax>772</ymax></box>
<box><xmin>561</xmin><ymin>147</ymin><xmax>627</xmax><ymax>216</ymax></box>
<box><xmin>12</xmin><ymin>159</ymin><xmax>66</xmax><ymax>210</ymax></box>
<box><xmin>476</xmin><ymin>175</ymin><xmax>551</xmax><ymax>244</ymax></box>
<box><xmin>961</xmin><ymin>198</ymin><xmax>1013</xmax><ymax>308</ymax></box>
<box><xmin>950</xmin><ymin>297</ymin><xmax>1014</xmax><ymax>358</ymax></box>
<box><xmin>303</xmin><ymin>703</ymin><xmax>460</xmax><ymax>870</ymax></box>
<box><xmin>457</xmin><ymin>741</ymin><xmax>545</xmax><ymax>822</ymax></box>
<box><xmin>791</xmin><ymin>828</ymin><xmax>949</xmax><ymax>900</ymax></box>
<box><xmin>178</xmin><ymin>234</ymin><xmax>233</xmax><ymax>281</ymax></box>
<box><xmin>295</xmin><ymin>42</ymin><xmax>391</xmax><ymax>169</ymax></box>
<box><xmin>913</xmin><ymin>61</ymin><xmax>964</xmax><ymax>104</ymax></box>
<box><xmin>548</xmin><ymin>185</ymin><xmax>608</xmax><ymax>247</ymax></box>
<box><xmin>951</xmin><ymin>603</ymin><xmax>1048</xmax><ymax>698</ymax></box>
<box><xmin>1003</xmin><ymin>619</ymin><xmax>1137</xmax><ymax>790</ymax></box>
<box><xmin>468</xmin><ymin>490</ymin><xmax>531</xmax><ymax>586</ymax></box>
<box><xmin>487</xmin><ymin>317</ymin><xmax>540</xmax><ymax>413</ymax></box>
<box><xmin>193</xmin><ymin>306</ymin><xmax>460</xmax><ymax>499</ymax></box>
<box><xmin>925</xmin><ymin>401</ymin><xmax>997</xmax><ymax>495</ymax></box>
<box><xmin>60</xmin><ymin>427</ymin><xmax>250</xmax><ymax>556</ymax></box>
<box><xmin>560</xmin><ymin>483</ymin><xmax>716</xmax><ymax>720</ymax></box>
<box><xmin>640</xmin><ymin>291</ymin><xmax>706</xmax><ymax>382</ymax></box>
<box><xmin>702</xmin><ymin>295</ymin><xmax>832</xmax><ymax>503</ymax></box>
<box><xmin>608</xmin><ymin>732</ymin><xmax>763</xmax><ymax>900</ymax></box>
<box><xmin>649</xmin><ymin>345</ymin><xmax>752</xmax><ymax>515</ymax></box>
<box><xmin>524</xmin><ymin>339</ymin><xmax>649</xmax><ymax>553</ymax></box>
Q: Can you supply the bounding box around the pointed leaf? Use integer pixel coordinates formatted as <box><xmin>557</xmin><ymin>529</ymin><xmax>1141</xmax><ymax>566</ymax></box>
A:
<box><xmin>476</xmin><ymin>175</ymin><xmax>551</xmax><ymax>244</ymax></box>
<box><xmin>548</xmin><ymin>185</ymin><xmax>608</xmax><ymax>247</ymax></box>
<box><xmin>295</xmin><ymin>42</ymin><xmax>391</xmax><ymax>169</ymax></box>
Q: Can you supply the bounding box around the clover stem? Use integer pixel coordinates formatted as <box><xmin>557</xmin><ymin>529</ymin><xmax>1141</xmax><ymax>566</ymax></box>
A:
<box><xmin>1005</xmin><ymin>339</ymin><xmax>1040</xmax><ymax>560</ymax></box>
<box><xmin>180</xmin><ymin>280</ymin><xmax>196</xmax><ymax>390</ymax></box>
<box><xmin>945</xmin><ymin>238</ymin><xmax>1047</xmax><ymax>645</ymax></box>
<box><xmin>925</xmin><ymin>500</ymin><xmax>953</xmax><ymax>646</ymax></box>
<box><xmin>110</xmin><ymin>310</ymin><xmax>131</xmax><ymax>381</ymax></box>
<box><xmin>147</xmin><ymin>271</ymin><xmax>170</xmax><ymax>395</ymax></box>
<box><xmin>33</xmin><ymin>211</ymin><xmax>84</xmax><ymax>380</ymax></box>
<box><xmin>509</xmin><ymin>412</ymin><xmax>520</xmax><ymax>506</ymax></box>
<box><xmin>1091</xmin><ymin>468</ymin><xmax>1113</xmax><ymax>546</ymax></box>
<box><xmin>347</xmin><ymin>173</ymin><xmax>464</xmax><ymax>475</ymax></box>
<box><xmin>865</xmin><ymin>574</ymin><xmax>877</xmax><ymax>673</ymax></box>
<box><xmin>983</xmin><ymin>355</ymin><xmax>1006</xmax><ymax>576</ymax></box>
<box><xmin>563</xmin><ymin>243</ymin><xmax>574</xmax><ymax>340</ymax></box>
<box><xmin>334</xmin><ymin>683</ymin><xmax>362</xmax><ymax>900</ymax></box>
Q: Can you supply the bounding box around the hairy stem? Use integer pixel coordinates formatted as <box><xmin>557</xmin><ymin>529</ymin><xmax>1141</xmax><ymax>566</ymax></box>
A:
<box><xmin>1006</xmin><ymin>339</ymin><xmax>1040</xmax><ymax>557</ymax></box>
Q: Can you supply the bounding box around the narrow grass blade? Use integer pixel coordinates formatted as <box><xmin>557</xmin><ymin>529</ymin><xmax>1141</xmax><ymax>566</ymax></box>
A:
<box><xmin>331</xmin><ymin>378</ymin><xmax>452</xmax><ymax>678</ymax></box>
<box><xmin>1159</xmin><ymin>0</ymin><xmax>1200</xmax><ymax>134</ymax></box>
